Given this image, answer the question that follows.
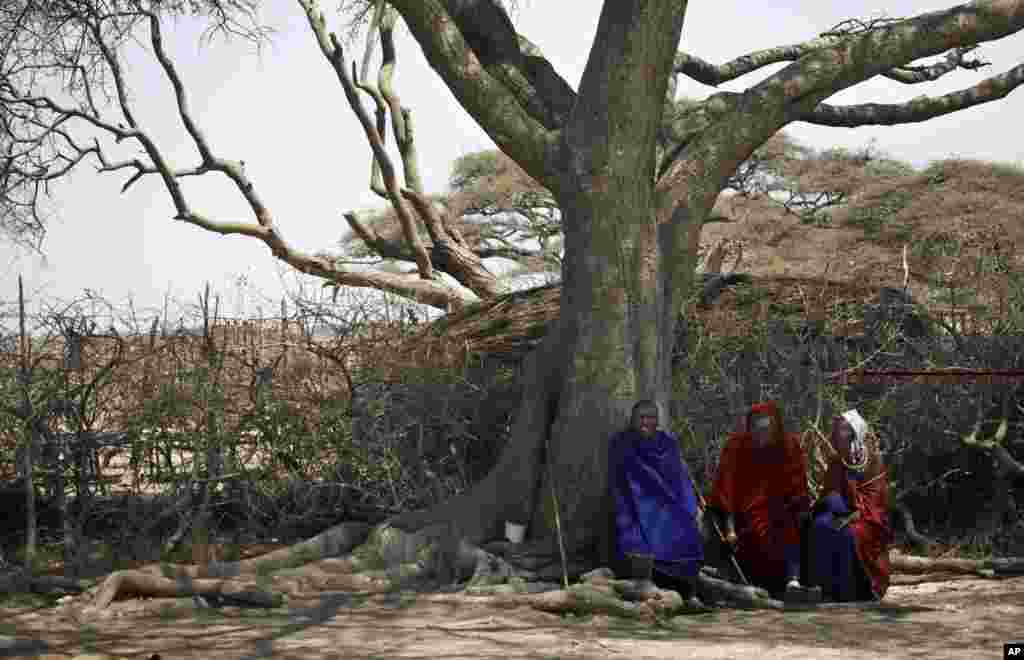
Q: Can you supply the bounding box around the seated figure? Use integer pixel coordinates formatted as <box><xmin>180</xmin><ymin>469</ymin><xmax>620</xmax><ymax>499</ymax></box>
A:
<box><xmin>807</xmin><ymin>410</ymin><xmax>893</xmax><ymax>602</ymax></box>
<box><xmin>609</xmin><ymin>400</ymin><xmax>704</xmax><ymax>605</ymax></box>
<box><xmin>708</xmin><ymin>401</ymin><xmax>817</xmax><ymax>599</ymax></box>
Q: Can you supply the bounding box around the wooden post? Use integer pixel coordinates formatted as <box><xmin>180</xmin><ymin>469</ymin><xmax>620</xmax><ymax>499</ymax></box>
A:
<box><xmin>17</xmin><ymin>275</ymin><xmax>37</xmax><ymax>567</ymax></box>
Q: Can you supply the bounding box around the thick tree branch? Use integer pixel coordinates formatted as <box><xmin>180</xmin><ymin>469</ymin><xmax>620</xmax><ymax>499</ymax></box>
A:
<box><xmin>759</xmin><ymin>1</ymin><xmax>1024</xmax><ymax>116</ymax></box>
<box><xmin>474</xmin><ymin>245</ymin><xmax>540</xmax><ymax>260</ymax></box>
<box><xmin>402</xmin><ymin>187</ymin><xmax>503</xmax><ymax>297</ymax></box>
<box><xmin>661</xmin><ymin>0</ymin><xmax>1024</xmax><ymax>201</ymax></box>
<box><xmin>799</xmin><ymin>62</ymin><xmax>1024</xmax><ymax>127</ymax></box>
<box><xmin>343</xmin><ymin>208</ymin><xmax>541</xmax><ymax>266</ymax></box>
<box><xmin>383</xmin><ymin>0</ymin><xmax>562</xmax><ymax>195</ymax></box>
<box><xmin>673</xmin><ymin>35</ymin><xmax>843</xmax><ymax>87</ymax></box>
<box><xmin>437</xmin><ymin>0</ymin><xmax>576</xmax><ymax>132</ymax></box>
<box><xmin>675</xmin><ymin>39</ymin><xmax>989</xmax><ymax>88</ymax></box>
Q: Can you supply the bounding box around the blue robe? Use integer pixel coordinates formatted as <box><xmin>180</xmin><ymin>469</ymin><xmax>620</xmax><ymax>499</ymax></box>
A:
<box><xmin>807</xmin><ymin>488</ymin><xmax>873</xmax><ymax>601</ymax></box>
<box><xmin>610</xmin><ymin>430</ymin><xmax>704</xmax><ymax>578</ymax></box>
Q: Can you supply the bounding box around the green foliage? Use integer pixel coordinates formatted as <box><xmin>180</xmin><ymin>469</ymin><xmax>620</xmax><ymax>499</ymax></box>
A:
<box><xmin>843</xmin><ymin>189</ymin><xmax>912</xmax><ymax>238</ymax></box>
<box><xmin>768</xmin><ymin>302</ymin><xmax>803</xmax><ymax>317</ymax></box>
<box><xmin>670</xmin><ymin>416</ymin><xmax>702</xmax><ymax>456</ymax></box>
<box><xmin>241</xmin><ymin>397</ymin><xmax>316</xmax><ymax>476</ymax></box>
<box><xmin>923</xmin><ymin>161</ymin><xmax>948</xmax><ymax>186</ymax></box>
<box><xmin>987</xmin><ymin>160</ymin><xmax>1024</xmax><ymax>179</ymax></box>
<box><xmin>887</xmin><ymin>222</ymin><xmax>914</xmax><ymax>243</ymax></box>
<box><xmin>799</xmin><ymin>210</ymin><xmax>834</xmax><ymax>228</ymax></box>
<box><xmin>993</xmin><ymin>270</ymin><xmax>1024</xmax><ymax>333</ymax></box>
<box><xmin>449</xmin><ymin>150</ymin><xmax>503</xmax><ymax>191</ymax></box>
<box><xmin>78</xmin><ymin>624</ymin><xmax>99</xmax><ymax>653</ymax></box>
<box><xmin>732</xmin><ymin>283</ymin><xmax>768</xmax><ymax>311</ymax></box>
<box><xmin>816</xmin><ymin>146</ymin><xmax>855</xmax><ymax>162</ymax></box>
<box><xmin>912</xmin><ymin>232</ymin><xmax>960</xmax><ymax>260</ymax></box>
<box><xmin>864</xmin><ymin>158</ymin><xmax>916</xmax><ymax>178</ymax></box>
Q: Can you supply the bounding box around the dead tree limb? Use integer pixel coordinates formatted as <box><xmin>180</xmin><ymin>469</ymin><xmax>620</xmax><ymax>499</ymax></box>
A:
<box><xmin>90</xmin><ymin>570</ymin><xmax>282</xmax><ymax>609</ymax></box>
<box><xmin>697</xmin><ymin>571</ymin><xmax>784</xmax><ymax>610</ymax></box>
<box><xmin>890</xmin><ymin>551</ymin><xmax>1024</xmax><ymax>578</ymax></box>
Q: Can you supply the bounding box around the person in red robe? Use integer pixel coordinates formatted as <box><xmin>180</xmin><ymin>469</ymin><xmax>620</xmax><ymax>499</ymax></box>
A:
<box><xmin>807</xmin><ymin>410</ymin><xmax>893</xmax><ymax>601</ymax></box>
<box><xmin>708</xmin><ymin>400</ymin><xmax>818</xmax><ymax>599</ymax></box>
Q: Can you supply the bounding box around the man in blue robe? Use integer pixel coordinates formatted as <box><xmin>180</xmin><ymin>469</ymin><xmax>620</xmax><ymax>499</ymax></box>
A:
<box><xmin>610</xmin><ymin>400</ymin><xmax>705</xmax><ymax>606</ymax></box>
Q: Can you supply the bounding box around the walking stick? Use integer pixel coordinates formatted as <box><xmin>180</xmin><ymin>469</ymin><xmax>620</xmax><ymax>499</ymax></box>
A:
<box><xmin>692</xmin><ymin>483</ymin><xmax>750</xmax><ymax>586</ymax></box>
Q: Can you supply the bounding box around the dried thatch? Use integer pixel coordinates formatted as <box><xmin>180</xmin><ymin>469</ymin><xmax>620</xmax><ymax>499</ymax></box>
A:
<box><xmin>394</xmin><ymin>273</ymin><xmax>985</xmax><ymax>366</ymax></box>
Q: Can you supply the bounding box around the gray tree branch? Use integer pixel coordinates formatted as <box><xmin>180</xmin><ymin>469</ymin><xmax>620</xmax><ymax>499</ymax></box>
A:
<box><xmin>800</xmin><ymin>62</ymin><xmax>1024</xmax><ymax>127</ymax></box>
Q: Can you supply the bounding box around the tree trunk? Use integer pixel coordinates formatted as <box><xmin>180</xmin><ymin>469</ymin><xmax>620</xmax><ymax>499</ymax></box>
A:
<box><xmin>390</xmin><ymin>0</ymin><xmax>694</xmax><ymax>572</ymax></box>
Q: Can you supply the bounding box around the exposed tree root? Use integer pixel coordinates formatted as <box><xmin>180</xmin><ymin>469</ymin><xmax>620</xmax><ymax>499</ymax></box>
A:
<box><xmin>136</xmin><ymin>521</ymin><xmax>373</xmax><ymax>579</ymax></box>
<box><xmin>55</xmin><ymin>514</ymin><xmax>1024</xmax><ymax>621</ymax></box>
<box><xmin>0</xmin><ymin>571</ymin><xmax>85</xmax><ymax>595</ymax></box>
<box><xmin>425</xmin><ymin>568</ymin><xmax>688</xmax><ymax>620</ymax></box>
<box><xmin>62</xmin><ymin>521</ymin><xmax>373</xmax><ymax>611</ymax></box>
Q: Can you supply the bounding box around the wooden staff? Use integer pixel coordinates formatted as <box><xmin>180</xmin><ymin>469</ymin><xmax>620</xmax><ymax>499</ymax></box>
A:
<box><xmin>692</xmin><ymin>482</ymin><xmax>750</xmax><ymax>586</ymax></box>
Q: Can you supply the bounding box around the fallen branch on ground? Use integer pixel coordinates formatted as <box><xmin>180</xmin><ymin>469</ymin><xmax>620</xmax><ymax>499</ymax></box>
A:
<box><xmin>890</xmin><ymin>550</ymin><xmax>1024</xmax><ymax>578</ymax></box>
<box><xmin>697</xmin><ymin>570</ymin><xmax>784</xmax><ymax>610</ymax></box>
<box><xmin>90</xmin><ymin>570</ymin><xmax>282</xmax><ymax>609</ymax></box>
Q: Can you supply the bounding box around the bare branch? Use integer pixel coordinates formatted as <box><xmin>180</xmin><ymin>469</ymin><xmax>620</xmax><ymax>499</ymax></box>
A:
<box><xmin>144</xmin><ymin>11</ymin><xmax>276</xmax><ymax>227</ymax></box>
<box><xmin>881</xmin><ymin>46</ymin><xmax>991</xmax><ymax>84</ymax></box>
<box><xmin>0</xmin><ymin>1</ymin><xmax>470</xmax><ymax>310</ymax></box>
<box><xmin>376</xmin><ymin>8</ymin><xmax>423</xmax><ymax>194</ymax></box>
<box><xmin>299</xmin><ymin>1</ymin><xmax>436</xmax><ymax>281</ymax></box>
<box><xmin>672</xmin><ymin>18</ymin><xmax>985</xmax><ymax>88</ymax></box>
<box><xmin>353</xmin><ymin>7</ymin><xmax>423</xmax><ymax>196</ymax></box>
<box><xmin>658</xmin><ymin>0</ymin><xmax>1024</xmax><ymax>209</ymax></box>
<box><xmin>759</xmin><ymin>2</ymin><xmax>1024</xmax><ymax>113</ymax></box>
<box><xmin>799</xmin><ymin>62</ymin><xmax>1024</xmax><ymax>127</ymax></box>
<box><xmin>402</xmin><ymin>187</ymin><xmax>503</xmax><ymax>297</ymax></box>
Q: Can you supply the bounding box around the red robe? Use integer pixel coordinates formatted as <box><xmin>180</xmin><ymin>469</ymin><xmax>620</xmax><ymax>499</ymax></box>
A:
<box><xmin>709</xmin><ymin>401</ymin><xmax>810</xmax><ymax>586</ymax></box>
<box><xmin>821</xmin><ymin>455</ymin><xmax>893</xmax><ymax>599</ymax></box>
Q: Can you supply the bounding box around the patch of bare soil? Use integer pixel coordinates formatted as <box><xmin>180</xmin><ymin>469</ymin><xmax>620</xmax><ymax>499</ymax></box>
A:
<box><xmin>2</xmin><ymin>575</ymin><xmax>1021</xmax><ymax>659</ymax></box>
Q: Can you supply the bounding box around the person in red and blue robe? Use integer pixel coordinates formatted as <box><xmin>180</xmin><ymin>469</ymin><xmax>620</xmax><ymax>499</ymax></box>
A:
<box><xmin>807</xmin><ymin>410</ymin><xmax>893</xmax><ymax>601</ymax></box>
<box><xmin>610</xmin><ymin>400</ymin><xmax>704</xmax><ymax>605</ymax></box>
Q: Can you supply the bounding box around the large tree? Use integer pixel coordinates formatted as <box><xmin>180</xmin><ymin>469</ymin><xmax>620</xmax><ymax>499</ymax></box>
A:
<box><xmin>3</xmin><ymin>0</ymin><xmax>1024</xmax><ymax>590</ymax></box>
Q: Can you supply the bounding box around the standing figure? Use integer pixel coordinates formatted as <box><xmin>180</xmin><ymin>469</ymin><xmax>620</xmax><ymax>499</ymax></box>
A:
<box><xmin>610</xmin><ymin>400</ymin><xmax>705</xmax><ymax>606</ymax></box>
<box><xmin>709</xmin><ymin>400</ymin><xmax>818</xmax><ymax>599</ymax></box>
<box><xmin>807</xmin><ymin>410</ymin><xmax>893</xmax><ymax>601</ymax></box>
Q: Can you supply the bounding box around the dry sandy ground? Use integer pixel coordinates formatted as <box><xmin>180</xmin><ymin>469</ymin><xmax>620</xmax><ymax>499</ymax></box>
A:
<box><xmin>2</xmin><ymin>575</ymin><xmax>1022</xmax><ymax>659</ymax></box>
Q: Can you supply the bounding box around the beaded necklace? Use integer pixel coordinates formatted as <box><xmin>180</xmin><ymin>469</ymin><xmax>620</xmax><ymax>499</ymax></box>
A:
<box><xmin>828</xmin><ymin>432</ymin><xmax>870</xmax><ymax>472</ymax></box>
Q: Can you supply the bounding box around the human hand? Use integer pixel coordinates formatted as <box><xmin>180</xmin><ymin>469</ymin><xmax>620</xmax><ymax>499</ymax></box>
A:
<box><xmin>812</xmin><ymin>492</ymin><xmax>837</xmax><ymax>516</ymax></box>
<box><xmin>831</xmin><ymin>511</ymin><xmax>860</xmax><ymax>531</ymax></box>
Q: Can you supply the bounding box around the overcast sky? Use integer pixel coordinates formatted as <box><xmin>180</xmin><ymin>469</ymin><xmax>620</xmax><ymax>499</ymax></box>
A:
<box><xmin>2</xmin><ymin>0</ymin><xmax>1022</xmax><ymax>326</ymax></box>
